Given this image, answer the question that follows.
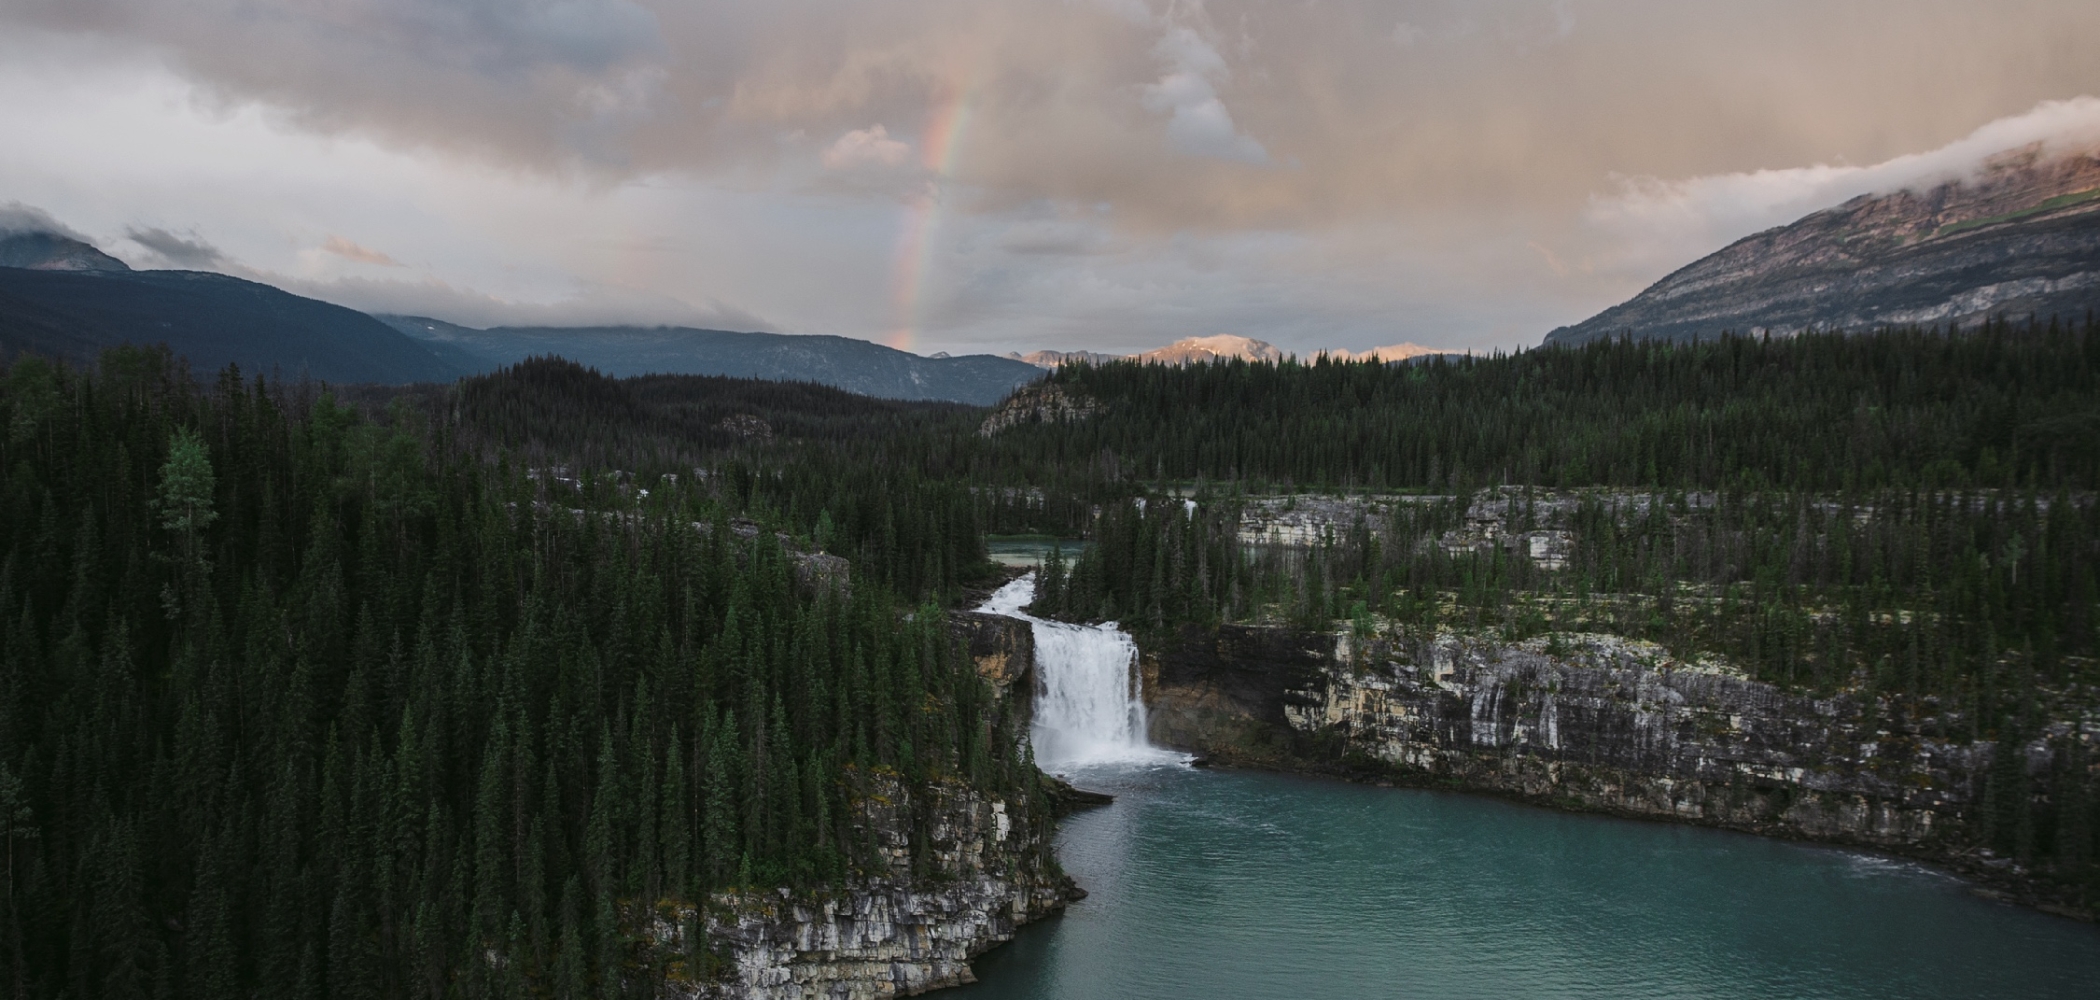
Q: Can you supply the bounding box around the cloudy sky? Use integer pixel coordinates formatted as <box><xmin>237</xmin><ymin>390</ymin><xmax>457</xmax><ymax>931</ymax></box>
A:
<box><xmin>2</xmin><ymin>0</ymin><xmax>2098</xmax><ymax>357</ymax></box>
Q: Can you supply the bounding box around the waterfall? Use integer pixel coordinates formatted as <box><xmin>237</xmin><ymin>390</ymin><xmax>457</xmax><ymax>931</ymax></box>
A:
<box><xmin>977</xmin><ymin>573</ymin><xmax>1154</xmax><ymax>768</ymax></box>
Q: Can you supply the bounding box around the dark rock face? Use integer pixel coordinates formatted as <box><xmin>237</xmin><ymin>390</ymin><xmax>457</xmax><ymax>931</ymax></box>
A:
<box><xmin>949</xmin><ymin>611</ymin><xmax>1037</xmax><ymax>729</ymax></box>
<box><xmin>1144</xmin><ymin>624</ymin><xmax>1329</xmax><ymax>762</ymax></box>
<box><xmin>1547</xmin><ymin>145</ymin><xmax>2100</xmax><ymax>345</ymax></box>
<box><xmin>1144</xmin><ymin>625</ymin><xmax>2089</xmax><ymax>916</ymax></box>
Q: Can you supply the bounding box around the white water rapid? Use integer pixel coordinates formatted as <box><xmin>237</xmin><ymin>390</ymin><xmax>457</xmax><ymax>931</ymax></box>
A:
<box><xmin>976</xmin><ymin>573</ymin><xmax>1162</xmax><ymax>768</ymax></box>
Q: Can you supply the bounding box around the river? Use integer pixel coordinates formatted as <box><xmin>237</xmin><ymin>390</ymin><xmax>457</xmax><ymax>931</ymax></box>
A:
<box><xmin>964</xmin><ymin>574</ymin><xmax>2100</xmax><ymax>1000</ymax></box>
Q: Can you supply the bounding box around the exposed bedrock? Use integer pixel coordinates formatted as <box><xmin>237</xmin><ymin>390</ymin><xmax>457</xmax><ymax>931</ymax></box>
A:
<box><xmin>650</xmin><ymin>613</ymin><xmax>1063</xmax><ymax>999</ymax></box>
<box><xmin>949</xmin><ymin>610</ymin><xmax>1038</xmax><ymax>730</ymax></box>
<box><xmin>667</xmin><ymin>778</ymin><xmax>1072</xmax><ymax>1000</ymax></box>
<box><xmin>1144</xmin><ymin>624</ymin><xmax>2090</xmax><ymax>916</ymax></box>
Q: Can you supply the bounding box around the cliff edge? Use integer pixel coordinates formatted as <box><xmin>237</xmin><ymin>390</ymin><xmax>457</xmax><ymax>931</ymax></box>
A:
<box><xmin>1145</xmin><ymin>623</ymin><xmax>2096</xmax><ymax>920</ymax></box>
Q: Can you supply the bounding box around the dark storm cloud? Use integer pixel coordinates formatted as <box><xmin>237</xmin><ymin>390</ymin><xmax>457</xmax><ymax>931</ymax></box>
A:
<box><xmin>124</xmin><ymin>226</ymin><xmax>227</xmax><ymax>268</ymax></box>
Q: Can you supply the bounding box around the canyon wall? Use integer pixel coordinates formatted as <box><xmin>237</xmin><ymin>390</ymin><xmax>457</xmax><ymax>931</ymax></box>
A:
<box><xmin>656</xmin><ymin>613</ymin><xmax>1065</xmax><ymax>999</ymax></box>
<box><xmin>1146</xmin><ymin>624</ymin><xmax>2091</xmax><ymax>916</ymax></box>
<box><xmin>671</xmin><ymin>778</ymin><xmax>1072</xmax><ymax>999</ymax></box>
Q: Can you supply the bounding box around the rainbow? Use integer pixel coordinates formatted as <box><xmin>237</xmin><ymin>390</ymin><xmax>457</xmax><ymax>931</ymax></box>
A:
<box><xmin>885</xmin><ymin>85</ymin><xmax>975</xmax><ymax>351</ymax></box>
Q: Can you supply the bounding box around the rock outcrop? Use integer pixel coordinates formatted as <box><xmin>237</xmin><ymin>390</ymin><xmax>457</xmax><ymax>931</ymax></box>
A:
<box><xmin>1145</xmin><ymin>623</ymin><xmax>2094</xmax><ymax>916</ymax></box>
<box><xmin>977</xmin><ymin>382</ymin><xmax>1101</xmax><ymax>437</ymax></box>
<box><xmin>949</xmin><ymin>610</ymin><xmax>1038</xmax><ymax>725</ymax></box>
<box><xmin>670</xmin><ymin>779</ymin><xmax>1072</xmax><ymax>999</ymax></box>
<box><xmin>1547</xmin><ymin>142</ymin><xmax>2100</xmax><ymax>344</ymax></box>
<box><xmin>648</xmin><ymin>612</ymin><xmax>1056</xmax><ymax>999</ymax></box>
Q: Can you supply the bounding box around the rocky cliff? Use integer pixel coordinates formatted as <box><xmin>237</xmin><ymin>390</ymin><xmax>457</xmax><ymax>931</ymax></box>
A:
<box><xmin>1146</xmin><ymin>623</ymin><xmax>2095</xmax><ymax>917</ymax></box>
<box><xmin>949</xmin><ymin>610</ymin><xmax>1039</xmax><ymax>728</ymax></box>
<box><xmin>667</xmin><ymin>777</ymin><xmax>1072</xmax><ymax>999</ymax></box>
<box><xmin>1547</xmin><ymin>142</ymin><xmax>2100</xmax><ymax>344</ymax></box>
<box><xmin>647</xmin><ymin>613</ymin><xmax>1062</xmax><ymax>999</ymax></box>
<box><xmin>976</xmin><ymin>382</ymin><xmax>1100</xmax><ymax>437</ymax></box>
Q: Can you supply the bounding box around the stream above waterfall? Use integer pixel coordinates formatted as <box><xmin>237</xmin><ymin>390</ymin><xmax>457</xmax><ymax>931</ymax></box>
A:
<box><xmin>966</xmin><ymin>576</ymin><xmax>2100</xmax><ymax>999</ymax></box>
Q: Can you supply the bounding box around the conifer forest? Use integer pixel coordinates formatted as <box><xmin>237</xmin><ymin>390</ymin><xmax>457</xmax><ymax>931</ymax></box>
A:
<box><xmin>2</xmin><ymin>318</ymin><xmax>2098</xmax><ymax>997</ymax></box>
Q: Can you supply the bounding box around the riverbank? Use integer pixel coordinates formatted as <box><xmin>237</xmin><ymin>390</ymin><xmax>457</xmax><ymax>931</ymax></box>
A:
<box><xmin>953</xmin><ymin>762</ymin><xmax>2100</xmax><ymax>1000</ymax></box>
<box><xmin>1139</xmin><ymin>621</ymin><xmax>2100</xmax><ymax>922</ymax></box>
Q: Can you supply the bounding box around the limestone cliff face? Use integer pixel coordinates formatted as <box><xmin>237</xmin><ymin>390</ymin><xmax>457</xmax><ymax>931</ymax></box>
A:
<box><xmin>1546</xmin><ymin>143</ymin><xmax>2100</xmax><ymax>344</ymax></box>
<box><xmin>650</xmin><ymin>614</ymin><xmax>1060</xmax><ymax>999</ymax></box>
<box><xmin>1145</xmin><ymin>624</ymin><xmax>2089</xmax><ymax>914</ymax></box>
<box><xmin>1290</xmin><ymin>633</ymin><xmax>1984</xmax><ymax>845</ymax></box>
<box><xmin>672</xmin><ymin>778</ymin><xmax>1071</xmax><ymax>1000</ymax></box>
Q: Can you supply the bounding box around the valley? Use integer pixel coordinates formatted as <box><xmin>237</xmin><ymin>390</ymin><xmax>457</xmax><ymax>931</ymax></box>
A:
<box><xmin>9</xmin><ymin>5</ymin><xmax>2100</xmax><ymax>997</ymax></box>
<box><xmin>4</xmin><ymin>315</ymin><xmax>2098</xmax><ymax>998</ymax></box>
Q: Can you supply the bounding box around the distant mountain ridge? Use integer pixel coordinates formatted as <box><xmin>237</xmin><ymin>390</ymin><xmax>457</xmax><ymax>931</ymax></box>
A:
<box><xmin>1007</xmin><ymin>348</ymin><xmax>1122</xmax><ymax>367</ymax></box>
<box><xmin>1547</xmin><ymin>142</ymin><xmax>2100</xmax><ymax>345</ymax></box>
<box><xmin>0</xmin><ymin>226</ymin><xmax>1041</xmax><ymax>402</ymax></box>
<box><xmin>1133</xmin><ymin>334</ymin><xmax>1285</xmax><ymax>365</ymax></box>
<box><xmin>0</xmin><ymin>232</ymin><xmax>132</xmax><ymax>272</ymax></box>
<box><xmin>0</xmin><ymin>236</ymin><xmax>467</xmax><ymax>383</ymax></box>
<box><xmin>1009</xmin><ymin>334</ymin><xmax>1462</xmax><ymax>368</ymax></box>
<box><xmin>379</xmin><ymin>316</ymin><xmax>1043</xmax><ymax>405</ymax></box>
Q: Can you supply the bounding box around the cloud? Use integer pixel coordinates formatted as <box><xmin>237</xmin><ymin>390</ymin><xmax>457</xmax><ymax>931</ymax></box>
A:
<box><xmin>321</xmin><ymin>235</ymin><xmax>402</xmax><ymax>266</ymax></box>
<box><xmin>14</xmin><ymin>0</ymin><xmax>2100</xmax><ymax>235</ymax></box>
<box><xmin>1142</xmin><ymin>24</ymin><xmax>1269</xmax><ymax>165</ymax></box>
<box><xmin>5</xmin><ymin>0</ymin><xmax>668</xmax><ymax>169</ymax></box>
<box><xmin>123</xmin><ymin>226</ymin><xmax>228</xmax><ymax>268</ymax></box>
<box><xmin>0</xmin><ymin>202</ymin><xmax>86</xmax><ymax>240</ymax></box>
<box><xmin>1584</xmin><ymin>96</ymin><xmax>2100</xmax><ymax>279</ymax></box>
<box><xmin>276</xmin><ymin>272</ymin><xmax>773</xmax><ymax>331</ymax></box>
<box><xmin>8</xmin><ymin>1</ymin><xmax>2100</xmax><ymax>354</ymax></box>
<box><xmin>996</xmin><ymin>218</ymin><xmax>1118</xmax><ymax>256</ymax></box>
<box><xmin>822</xmin><ymin>124</ymin><xmax>913</xmax><ymax>171</ymax></box>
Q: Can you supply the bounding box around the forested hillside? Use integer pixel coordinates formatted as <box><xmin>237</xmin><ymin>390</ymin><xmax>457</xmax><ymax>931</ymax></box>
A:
<box><xmin>982</xmin><ymin>319</ymin><xmax>2100</xmax><ymax>491</ymax></box>
<box><xmin>0</xmin><ymin>348</ymin><xmax>1041</xmax><ymax>999</ymax></box>
<box><xmin>994</xmin><ymin>320</ymin><xmax>2100</xmax><ymax>901</ymax></box>
<box><xmin>1020</xmin><ymin>325</ymin><xmax>2100</xmax><ymax>894</ymax></box>
<box><xmin>5</xmin><ymin>317</ymin><xmax>2099</xmax><ymax>994</ymax></box>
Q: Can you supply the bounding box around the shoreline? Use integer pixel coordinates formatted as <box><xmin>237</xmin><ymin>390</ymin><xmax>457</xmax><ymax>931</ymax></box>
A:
<box><xmin>1172</xmin><ymin>743</ymin><xmax>2097</xmax><ymax>924</ymax></box>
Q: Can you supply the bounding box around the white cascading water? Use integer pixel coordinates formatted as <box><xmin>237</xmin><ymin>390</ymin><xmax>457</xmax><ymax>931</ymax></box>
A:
<box><xmin>977</xmin><ymin>573</ymin><xmax>1156</xmax><ymax>768</ymax></box>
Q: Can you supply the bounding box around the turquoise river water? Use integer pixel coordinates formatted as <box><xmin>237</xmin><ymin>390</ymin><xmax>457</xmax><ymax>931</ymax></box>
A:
<box><xmin>950</xmin><ymin>759</ymin><xmax>2100</xmax><ymax>1000</ymax></box>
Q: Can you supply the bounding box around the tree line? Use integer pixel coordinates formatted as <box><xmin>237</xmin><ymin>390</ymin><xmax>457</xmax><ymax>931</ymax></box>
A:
<box><xmin>0</xmin><ymin>347</ymin><xmax>1044</xmax><ymax>1000</ymax></box>
<box><xmin>984</xmin><ymin>318</ymin><xmax>2100</xmax><ymax>493</ymax></box>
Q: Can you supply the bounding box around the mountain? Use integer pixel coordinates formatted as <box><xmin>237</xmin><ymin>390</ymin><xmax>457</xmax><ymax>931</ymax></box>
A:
<box><xmin>378</xmin><ymin>316</ymin><xmax>1043</xmax><ymax>405</ymax></box>
<box><xmin>0</xmin><ymin>228</ymin><xmax>1037</xmax><ymax>399</ymax></box>
<box><xmin>0</xmin><ymin>241</ymin><xmax>464</xmax><ymax>383</ymax></box>
<box><xmin>1007</xmin><ymin>348</ymin><xmax>1122</xmax><ymax>368</ymax></box>
<box><xmin>1318</xmin><ymin>342</ymin><xmax>1457</xmax><ymax>363</ymax></box>
<box><xmin>1132</xmin><ymin>334</ymin><xmax>1285</xmax><ymax>364</ymax></box>
<box><xmin>0</xmin><ymin>231</ymin><xmax>133</xmax><ymax>272</ymax></box>
<box><xmin>1010</xmin><ymin>335</ymin><xmax>1463</xmax><ymax>368</ymax></box>
<box><xmin>1547</xmin><ymin>143</ymin><xmax>2100</xmax><ymax>345</ymax></box>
